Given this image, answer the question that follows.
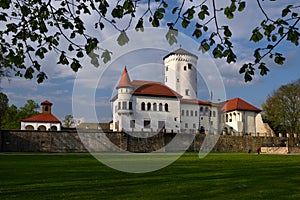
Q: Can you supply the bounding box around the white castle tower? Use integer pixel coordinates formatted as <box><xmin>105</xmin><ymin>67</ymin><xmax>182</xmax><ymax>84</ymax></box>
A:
<box><xmin>163</xmin><ymin>48</ymin><xmax>198</xmax><ymax>99</ymax></box>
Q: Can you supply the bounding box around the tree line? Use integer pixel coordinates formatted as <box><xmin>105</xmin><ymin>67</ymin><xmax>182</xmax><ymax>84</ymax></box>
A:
<box><xmin>0</xmin><ymin>93</ymin><xmax>39</xmax><ymax>130</ymax></box>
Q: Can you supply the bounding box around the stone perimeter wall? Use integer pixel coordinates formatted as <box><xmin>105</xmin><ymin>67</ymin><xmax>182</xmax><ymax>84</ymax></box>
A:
<box><xmin>0</xmin><ymin>130</ymin><xmax>299</xmax><ymax>153</ymax></box>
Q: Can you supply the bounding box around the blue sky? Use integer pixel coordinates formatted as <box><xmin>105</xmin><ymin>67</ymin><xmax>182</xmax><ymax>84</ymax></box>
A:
<box><xmin>1</xmin><ymin>0</ymin><xmax>299</xmax><ymax>123</ymax></box>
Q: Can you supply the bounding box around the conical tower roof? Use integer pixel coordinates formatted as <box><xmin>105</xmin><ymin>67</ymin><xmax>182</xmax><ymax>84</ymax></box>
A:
<box><xmin>116</xmin><ymin>67</ymin><xmax>132</xmax><ymax>89</ymax></box>
<box><xmin>163</xmin><ymin>47</ymin><xmax>198</xmax><ymax>60</ymax></box>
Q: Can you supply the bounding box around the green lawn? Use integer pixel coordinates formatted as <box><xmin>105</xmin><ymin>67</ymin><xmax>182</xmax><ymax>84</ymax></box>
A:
<box><xmin>0</xmin><ymin>153</ymin><xmax>300</xmax><ymax>199</ymax></box>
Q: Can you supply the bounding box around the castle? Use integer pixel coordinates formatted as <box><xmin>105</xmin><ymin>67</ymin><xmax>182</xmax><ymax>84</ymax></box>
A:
<box><xmin>112</xmin><ymin>48</ymin><xmax>270</xmax><ymax>136</ymax></box>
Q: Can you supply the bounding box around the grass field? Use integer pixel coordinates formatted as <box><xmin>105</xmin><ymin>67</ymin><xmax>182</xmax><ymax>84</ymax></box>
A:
<box><xmin>0</xmin><ymin>153</ymin><xmax>300</xmax><ymax>200</ymax></box>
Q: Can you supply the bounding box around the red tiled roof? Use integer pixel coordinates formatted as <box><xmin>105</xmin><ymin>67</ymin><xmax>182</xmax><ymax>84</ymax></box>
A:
<box><xmin>181</xmin><ymin>99</ymin><xmax>211</xmax><ymax>106</ymax></box>
<box><xmin>21</xmin><ymin>113</ymin><xmax>61</xmax><ymax>123</ymax></box>
<box><xmin>116</xmin><ymin>67</ymin><xmax>132</xmax><ymax>89</ymax></box>
<box><xmin>222</xmin><ymin>98</ymin><xmax>261</xmax><ymax>112</ymax></box>
<box><xmin>41</xmin><ymin>100</ymin><xmax>52</xmax><ymax>106</ymax></box>
<box><xmin>131</xmin><ymin>80</ymin><xmax>182</xmax><ymax>98</ymax></box>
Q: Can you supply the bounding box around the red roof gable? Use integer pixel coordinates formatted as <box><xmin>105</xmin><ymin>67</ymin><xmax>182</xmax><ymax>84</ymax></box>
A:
<box><xmin>21</xmin><ymin>113</ymin><xmax>61</xmax><ymax>123</ymax></box>
<box><xmin>116</xmin><ymin>67</ymin><xmax>132</xmax><ymax>89</ymax></box>
<box><xmin>41</xmin><ymin>100</ymin><xmax>53</xmax><ymax>106</ymax></box>
<box><xmin>222</xmin><ymin>98</ymin><xmax>261</xmax><ymax>112</ymax></box>
<box><xmin>181</xmin><ymin>99</ymin><xmax>211</xmax><ymax>106</ymax></box>
<box><xmin>131</xmin><ymin>80</ymin><xmax>182</xmax><ymax>98</ymax></box>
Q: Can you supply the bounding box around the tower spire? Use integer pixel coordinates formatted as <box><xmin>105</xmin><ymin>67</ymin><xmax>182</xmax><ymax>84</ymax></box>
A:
<box><xmin>116</xmin><ymin>67</ymin><xmax>132</xmax><ymax>89</ymax></box>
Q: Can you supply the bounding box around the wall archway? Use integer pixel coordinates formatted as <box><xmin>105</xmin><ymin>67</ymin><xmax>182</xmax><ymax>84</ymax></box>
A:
<box><xmin>38</xmin><ymin>125</ymin><xmax>46</xmax><ymax>131</ymax></box>
<box><xmin>25</xmin><ymin>125</ymin><xmax>34</xmax><ymax>130</ymax></box>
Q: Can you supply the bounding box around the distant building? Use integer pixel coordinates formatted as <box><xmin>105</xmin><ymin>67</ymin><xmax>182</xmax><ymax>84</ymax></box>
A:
<box><xmin>112</xmin><ymin>48</ymin><xmax>268</xmax><ymax>135</ymax></box>
<box><xmin>21</xmin><ymin>100</ymin><xmax>61</xmax><ymax>131</ymax></box>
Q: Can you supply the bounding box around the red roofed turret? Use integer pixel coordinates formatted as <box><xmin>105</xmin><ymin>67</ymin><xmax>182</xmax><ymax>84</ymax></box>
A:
<box><xmin>116</xmin><ymin>67</ymin><xmax>132</xmax><ymax>89</ymax></box>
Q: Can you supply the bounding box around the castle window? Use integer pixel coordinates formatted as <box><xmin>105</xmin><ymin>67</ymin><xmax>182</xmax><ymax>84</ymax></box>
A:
<box><xmin>226</xmin><ymin>114</ymin><xmax>228</xmax><ymax>122</ymax></box>
<box><xmin>184</xmin><ymin>66</ymin><xmax>187</xmax><ymax>71</ymax></box>
<box><xmin>45</xmin><ymin>106</ymin><xmax>49</xmax><ymax>112</ymax></box>
<box><xmin>195</xmin><ymin>111</ymin><xmax>197</xmax><ymax>116</ymax></box>
<box><xmin>122</xmin><ymin>101</ymin><xmax>127</xmax><ymax>109</ymax></box>
<box><xmin>159</xmin><ymin>103</ymin><xmax>163</xmax><ymax>111</ymax></box>
<box><xmin>129</xmin><ymin>102</ymin><xmax>132</xmax><ymax>110</ymax></box>
<box><xmin>185</xmin><ymin>89</ymin><xmax>190</xmax><ymax>96</ymax></box>
<box><xmin>191</xmin><ymin>110</ymin><xmax>193</xmax><ymax>116</ymax></box>
<box><xmin>153</xmin><ymin>103</ymin><xmax>157</xmax><ymax>111</ymax></box>
<box><xmin>185</xmin><ymin>123</ymin><xmax>188</xmax><ymax>128</ymax></box>
<box><xmin>213</xmin><ymin>111</ymin><xmax>216</xmax><ymax>117</ymax></box>
<box><xmin>144</xmin><ymin>120</ymin><xmax>151</xmax><ymax>128</ymax></box>
<box><xmin>186</xmin><ymin>110</ymin><xmax>189</xmax><ymax>116</ymax></box>
<box><xmin>141</xmin><ymin>102</ymin><xmax>145</xmax><ymax>111</ymax></box>
<box><xmin>200</xmin><ymin>107</ymin><xmax>203</xmax><ymax>113</ymax></box>
<box><xmin>166</xmin><ymin>66</ymin><xmax>168</xmax><ymax>71</ymax></box>
<box><xmin>130</xmin><ymin>120</ymin><xmax>135</xmax><ymax>128</ymax></box>
<box><xmin>182</xmin><ymin>110</ymin><xmax>184</xmax><ymax>116</ymax></box>
<box><xmin>118</xmin><ymin>102</ymin><xmax>121</xmax><ymax>110</ymax></box>
<box><xmin>147</xmin><ymin>102</ymin><xmax>151</xmax><ymax>111</ymax></box>
<box><xmin>188</xmin><ymin>63</ymin><xmax>192</xmax><ymax>70</ymax></box>
<box><xmin>164</xmin><ymin>103</ymin><xmax>169</xmax><ymax>112</ymax></box>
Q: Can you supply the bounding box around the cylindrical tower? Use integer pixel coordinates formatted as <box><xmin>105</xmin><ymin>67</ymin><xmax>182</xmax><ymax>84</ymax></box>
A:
<box><xmin>163</xmin><ymin>48</ymin><xmax>198</xmax><ymax>99</ymax></box>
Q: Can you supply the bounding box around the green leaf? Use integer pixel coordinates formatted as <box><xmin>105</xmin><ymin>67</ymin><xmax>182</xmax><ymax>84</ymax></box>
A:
<box><xmin>111</xmin><ymin>5</ymin><xmax>124</xmax><ymax>18</ymax></box>
<box><xmin>117</xmin><ymin>31</ymin><xmax>129</xmax><ymax>46</ymax></box>
<box><xmin>223</xmin><ymin>26</ymin><xmax>232</xmax><ymax>37</ymax></box>
<box><xmin>165</xmin><ymin>29</ymin><xmax>178</xmax><ymax>46</ymax></box>
<box><xmin>135</xmin><ymin>18</ymin><xmax>144</xmax><ymax>32</ymax></box>
<box><xmin>258</xmin><ymin>63</ymin><xmax>269</xmax><ymax>76</ymax></box>
<box><xmin>0</xmin><ymin>0</ymin><xmax>11</xmax><ymax>9</ymax></box>
<box><xmin>181</xmin><ymin>19</ymin><xmax>190</xmax><ymax>28</ymax></box>
<box><xmin>76</xmin><ymin>51</ymin><xmax>84</xmax><ymax>58</ymax></box>
<box><xmin>274</xmin><ymin>54</ymin><xmax>286</xmax><ymax>65</ymax></box>
<box><xmin>71</xmin><ymin>59</ymin><xmax>81</xmax><ymax>72</ymax></box>
<box><xmin>238</xmin><ymin>2</ymin><xmax>246</xmax><ymax>12</ymax></box>
<box><xmin>250</xmin><ymin>29</ymin><xmax>263</xmax><ymax>42</ymax></box>
<box><xmin>192</xmin><ymin>29</ymin><xmax>202</xmax><ymax>39</ymax></box>
<box><xmin>282</xmin><ymin>5</ymin><xmax>292</xmax><ymax>17</ymax></box>
<box><xmin>199</xmin><ymin>40</ymin><xmax>210</xmax><ymax>53</ymax></box>
<box><xmin>101</xmin><ymin>50</ymin><xmax>111</xmax><ymax>64</ymax></box>
<box><xmin>224</xmin><ymin>7</ymin><xmax>234</xmax><ymax>19</ymax></box>
<box><xmin>24</xmin><ymin>67</ymin><xmax>34</xmax><ymax>79</ymax></box>
<box><xmin>172</xmin><ymin>7</ymin><xmax>178</xmax><ymax>14</ymax></box>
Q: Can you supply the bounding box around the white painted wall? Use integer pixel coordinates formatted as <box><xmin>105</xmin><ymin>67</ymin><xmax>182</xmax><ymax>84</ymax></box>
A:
<box><xmin>164</xmin><ymin>55</ymin><xmax>198</xmax><ymax>99</ymax></box>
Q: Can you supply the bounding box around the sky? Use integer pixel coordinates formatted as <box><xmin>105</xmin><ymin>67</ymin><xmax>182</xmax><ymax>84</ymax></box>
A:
<box><xmin>1</xmin><ymin>0</ymin><xmax>300</xmax><ymax>123</ymax></box>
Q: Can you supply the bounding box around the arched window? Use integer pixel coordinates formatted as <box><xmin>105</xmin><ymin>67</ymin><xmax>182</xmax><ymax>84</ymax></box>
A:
<box><xmin>165</xmin><ymin>103</ymin><xmax>169</xmax><ymax>112</ymax></box>
<box><xmin>38</xmin><ymin>125</ymin><xmax>46</xmax><ymax>131</ymax></box>
<box><xmin>25</xmin><ymin>125</ymin><xmax>34</xmax><ymax>130</ymax></box>
<box><xmin>141</xmin><ymin>102</ymin><xmax>145</xmax><ymax>111</ymax></box>
<box><xmin>159</xmin><ymin>103</ymin><xmax>163</xmax><ymax>111</ymax></box>
<box><xmin>153</xmin><ymin>103</ymin><xmax>157</xmax><ymax>111</ymax></box>
<box><xmin>188</xmin><ymin>63</ymin><xmax>192</xmax><ymax>70</ymax></box>
<box><xmin>147</xmin><ymin>102</ymin><xmax>151</xmax><ymax>111</ymax></box>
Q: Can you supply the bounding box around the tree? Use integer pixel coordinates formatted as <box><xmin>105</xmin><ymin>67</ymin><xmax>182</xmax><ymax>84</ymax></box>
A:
<box><xmin>0</xmin><ymin>92</ymin><xmax>9</xmax><ymax>129</ymax></box>
<box><xmin>17</xmin><ymin>100</ymin><xmax>40</xmax><ymax>121</ymax></box>
<box><xmin>0</xmin><ymin>1</ymin><xmax>299</xmax><ymax>83</ymax></box>
<box><xmin>2</xmin><ymin>104</ymin><xmax>19</xmax><ymax>130</ymax></box>
<box><xmin>63</xmin><ymin>114</ymin><xmax>77</xmax><ymax>128</ymax></box>
<box><xmin>262</xmin><ymin>79</ymin><xmax>300</xmax><ymax>134</ymax></box>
